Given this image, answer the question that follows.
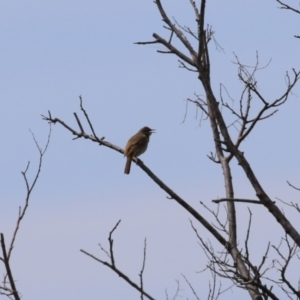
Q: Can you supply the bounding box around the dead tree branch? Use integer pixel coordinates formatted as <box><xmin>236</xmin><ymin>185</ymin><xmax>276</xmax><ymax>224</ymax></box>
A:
<box><xmin>271</xmin><ymin>234</ymin><xmax>300</xmax><ymax>298</ymax></box>
<box><xmin>287</xmin><ymin>181</ymin><xmax>300</xmax><ymax>191</ymax></box>
<box><xmin>139</xmin><ymin>239</ymin><xmax>147</xmax><ymax>300</ymax></box>
<box><xmin>80</xmin><ymin>220</ymin><xmax>155</xmax><ymax>300</ymax></box>
<box><xmin>276</xmin><ymin>0</ymin><xmax>300</xmax><ymax>38</ymax></box>
<box><xmin>0</xmin><ymin>126</ymin><xmax>51</xmax><ymax>300</ymax></box>
<box><xmin>277</xmin><ymin>0</ymin><xmax>300</xmax><ymax>14</ymax></box>
<box><xmin>212</xmin><ymin>198</ymin><xmax>267</xmax><ymax>205</ymax></box>
<box><xmin>8</xmin><ymin>127</ymin><xmax>51</xmax><ymax>260</ymax></box>
<box><xmin>0</xmin><ymin>234</ymin><xmax>20</xmax><ymax>300</ymax></box>
<box><xmin>42</xmin><ymin>98</ymin><xmax>228</xmax><ymax>248</ymax></box>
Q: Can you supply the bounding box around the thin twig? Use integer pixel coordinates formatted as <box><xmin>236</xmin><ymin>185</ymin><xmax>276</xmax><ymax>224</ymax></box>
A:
<box><xmin>212</xmin><ymin>198</ymin><xmax>267</xmax><ymax>204</ymax></box>
<box><xmin>139</xmin><ymin>238</ymin><xmax>147</xmax><ymax>300</ymax></box>
<box><xmin>8</xmin><ymin>125</ymin><xmax>51</xmax><ymax>260</ymax></box>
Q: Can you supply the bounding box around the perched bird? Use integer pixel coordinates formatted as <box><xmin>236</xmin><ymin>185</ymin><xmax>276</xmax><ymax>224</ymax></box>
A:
<box><xmin>124</xmin><ymin>126</ymin><xmax>155</xmax><ymax>174</ymax></box>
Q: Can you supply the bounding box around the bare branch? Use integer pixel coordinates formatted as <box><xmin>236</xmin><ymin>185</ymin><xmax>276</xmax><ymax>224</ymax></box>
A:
<box><xmin>154</xmin><ymin>0</ymin><xmax>197</xmax><ymax>58</ymax></box>
<box><xmin>276</xmin><ymin>0</ymin><xmax>300</xmax><ymax>14</ymax></box>
<box><xmin>80</xmin><ymin>221</ymin><xmax>155</xmax><ymax>300</ymax></box>
<box><xmin>139</xmin><ymin>239</ymin><xmax>147</xmax><ymax>300</ymax></box>
<box><xmin>244</xmin><ymin>209</ymin><xmax>252</xmax><ymax>261</ymax></box>
<box><xmin>287</xmin><ymin>180</ymin><xmax>300</xmax><ymax>191</ymax></box>
<box><xmin>8</xmin><ymin>125</ymin><xmax>51</xmax><ymax>260</ymax></box>
<box><xmin>134</xmin><ymin>40</ymin><xmax>159</xmax><ymax>46</ymax></box>
<box><xmin>166</xmin><ymin>279</ymin><xmax>181</xmax><ymax>300</ymax></box>
<box><xmin>0</xmin><ymin>234</ymin><xmax>21</xmax><ymax>300</ymax></box>
<box><xmin>181</xmin><ymin>273</ymin><xmax>200</xmax><ymax>300</ymax></box>
<box><xmin>271</xmin><ymin>235</ymin><xmax>300</xmax><ymax>297</ymax></box>
<box><xmin>152</xmin><ymin>33</ymin><xmax>195</xmax><ymax>66</ymax></box>
<box><xmin>178</xmin><ymin>60</ymin><xmax>198</xmax><ymax>72</ymax></box>
<box><xmin>212</xmin><ymin>198</ymin><xmax>267</xmax><ymax>205</ymax></box>
<box><xmin>42</xmin><ymin>104</ymin><xmax>229</xmax><ymax>248</ymax></box>
<box><xmin>276</xmin><ymin>197</ymin><xmax>300</xmax><ymax>214</ymax></box>
<box><xmin>189</xmin><ymin>0</ymin><xmax>200</xmax><ymax>24</ymax></box>
<box><xmin>108</xmin><ymin>220</ymin><xmax>121</xmax><ymax>268</ymax></box>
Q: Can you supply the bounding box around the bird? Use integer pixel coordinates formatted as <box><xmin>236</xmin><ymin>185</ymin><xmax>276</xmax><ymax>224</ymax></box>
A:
<box><xmin>124</xmin><ymin>126</ymin><xmax>155</xmax><ymax>174</ymax></box>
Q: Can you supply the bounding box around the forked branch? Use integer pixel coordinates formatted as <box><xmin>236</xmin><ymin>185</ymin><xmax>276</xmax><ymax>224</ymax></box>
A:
<box><xmin>80</xmin><ymin>220</ymin><xmax>155</xmax><ymax>300</ymax></box>
<box><xmin>42</xmin><ymin>98</ymin><xmax>228</xmax><ymax>247</ymax></box>
<box><xmin>0</xmin><ymin>126</ymin><xmax>51</xmax><ymax>300</ymax></box>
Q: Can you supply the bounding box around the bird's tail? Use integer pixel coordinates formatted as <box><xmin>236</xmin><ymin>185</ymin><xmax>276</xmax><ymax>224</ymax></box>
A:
<box><xmin>124</xmin><ymin>156</ymin><xmax>132</xmax><ymax>174</ymax></box>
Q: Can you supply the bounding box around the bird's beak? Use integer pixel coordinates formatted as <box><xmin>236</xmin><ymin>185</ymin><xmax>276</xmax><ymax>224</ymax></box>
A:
<box><xmin>151</xmin><ymin>129</ymin><xmax>156</xmax><ymax>133</ymax></box>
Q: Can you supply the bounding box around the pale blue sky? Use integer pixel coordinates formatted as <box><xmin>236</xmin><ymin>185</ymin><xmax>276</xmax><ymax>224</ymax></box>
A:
<box><xmin>0</xmin><ymin>1</ymin><xmax>300</xmax><ymax>299</ymax></box>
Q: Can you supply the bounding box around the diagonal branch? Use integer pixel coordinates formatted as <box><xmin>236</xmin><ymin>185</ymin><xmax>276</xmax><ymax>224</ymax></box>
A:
<box><xmin>81</xmin><ymin>221</ymin><xmax>155</xmax><ymax>300</ymax></box>
<box><xmin>1</xmin><ymin>234</ymin><xmax>21</xmax><ymax>300</ymax></box>
<box><xmin>136</xmin><ymin>0</ymin><xmax>200</xmax><ymax>68</ymax></box>
<box><xmin>152</xmin><ymin>33</ymin><xmax>195</xmax><ymax>66</ymax></box>
<box><xmin>276</xmin><ymin>0</ymin><xmax>300</xmax><ymax>14</ymax></box>
<box><xmin>42</xmin><ymin>103</ymin><xmax>228</xmax><ymax>248</ymax></box>
<box><xmin>154</xmin><ymin>0</ymin><xmax>197</xmax><ymax>59</ymax></box>
<box><xmin>8</xmin><ymin>125</ymin><xmax>51</xmax><ymax>260</ymax></box>
<box><xmin>81</xmin><ymin>249</ymin><xmax>155</xmax><ymax>300</ymax></box>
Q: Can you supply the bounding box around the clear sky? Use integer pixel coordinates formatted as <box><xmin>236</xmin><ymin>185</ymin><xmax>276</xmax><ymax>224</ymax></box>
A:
<box><xmin>0</xmin><ymin>1</ymin><xmax>300</xmax><ymax>299</ymax></box>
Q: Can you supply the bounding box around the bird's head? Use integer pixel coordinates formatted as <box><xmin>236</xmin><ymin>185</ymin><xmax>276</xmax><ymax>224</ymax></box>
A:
<box><xmin>140</xmin><ymin>126</ymin><xmax>155</xmax><ymax>136</ymax></box>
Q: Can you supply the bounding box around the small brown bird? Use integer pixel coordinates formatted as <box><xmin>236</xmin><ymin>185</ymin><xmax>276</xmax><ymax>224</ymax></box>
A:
<box><xmin>124</xmin><ymin>126</ymin><xmax>155</xmax><ymax>174</ymax></box>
